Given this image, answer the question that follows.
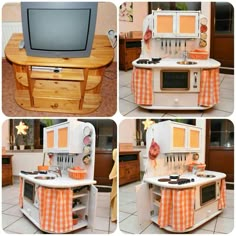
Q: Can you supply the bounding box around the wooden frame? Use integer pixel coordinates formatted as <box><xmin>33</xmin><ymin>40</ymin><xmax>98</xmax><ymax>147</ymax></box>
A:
<box><xmin>160</xmin><ymin>69</ymin><xmax>190</xmax><ymax>91</ymax></box>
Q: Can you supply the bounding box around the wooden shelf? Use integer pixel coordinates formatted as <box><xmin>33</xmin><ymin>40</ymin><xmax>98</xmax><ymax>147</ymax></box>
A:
<box><xmin>30</xmin><ymin>69</ymin><xmax>84</xmax><ymax>81</ymax></box>
<box><xmin>32</xmin><ymin>80</ymin><xmax>81</xmax><ymax>100</ymax></box>
<box><xmin>5</xmin><ymin>33</ymin><xmax>114</xmax><ymax>114</ymax></box>
<box><xmin>73</xmin><ymin>219</ymin><xmax>88</xmax><ymax>230</ymax></box>
<box><xmin>72</xmin><ymin>204</ymin><xmax>87</xmax><ymax>212</ymax></box>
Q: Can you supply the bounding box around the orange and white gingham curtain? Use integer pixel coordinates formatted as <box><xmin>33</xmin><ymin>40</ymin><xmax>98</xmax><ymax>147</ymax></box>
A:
<box><xmin>198</xmin><ymin>68</ymin><xmax>220</xmax><ymax>106</ymax></box>
<box><xmin>218</xmin><ymin>179</ymin><xmax>226</xmax><ymax>209</ymax></box>
<box><xmin>158</xmin><ymin>188</ymin><xmax>195</xmax><ymax>232</ymax></box>
<box><xmin>131</xmin><ymin>67</ymin><xmax>153</xmax><ymax>105</ymax></box>
<box><xmin>38</xmin><ymin>187</ymin><xmax>73</xmax><ymax>233</ymax></box>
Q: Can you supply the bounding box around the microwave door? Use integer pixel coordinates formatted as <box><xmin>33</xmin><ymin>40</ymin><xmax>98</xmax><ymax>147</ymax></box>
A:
<box><xmin>161</xmin><ymin>70</ymin><xmax>190</xmax><ymax>91</ymax></box>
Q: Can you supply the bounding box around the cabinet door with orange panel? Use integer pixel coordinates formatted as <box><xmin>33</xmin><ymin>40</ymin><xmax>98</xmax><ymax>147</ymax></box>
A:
<box><xmin>43</xmin><ymin>121</ymin><xmax>84</xmax><ymax>153</ymax></box>
<box><xmin>152</xmin><ymin>11</ymin><xmax>199</xmax><ymax>39</ymax></box>
<box><xmin>188</xmin><ymin>126</ymin><xmax>201</xmax><ymax>151</ymax></box>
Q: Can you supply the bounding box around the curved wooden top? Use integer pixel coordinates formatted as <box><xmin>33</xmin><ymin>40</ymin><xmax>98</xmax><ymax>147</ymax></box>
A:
<box><xmin>5</xmin><ymin>33</ymin><xmax>114</xmax><ymax>68</ymax></box>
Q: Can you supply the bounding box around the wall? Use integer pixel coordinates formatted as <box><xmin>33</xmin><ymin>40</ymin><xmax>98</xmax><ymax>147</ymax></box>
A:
<box><xmin>119</xmin><ymin>2</ymin><xmax>148</xmax><ymax>33</ymax></box>
<box><xmin>119</xmin><ymin>119</ymin><xmax>136</xmax><ymax>145</ymax></box>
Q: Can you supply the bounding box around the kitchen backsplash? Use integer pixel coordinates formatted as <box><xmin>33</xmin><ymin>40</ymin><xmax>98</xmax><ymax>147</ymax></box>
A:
<box><xmin>144</xmin><ymin>152</ymin><xmax>193</xmax><ymax>178</ymax></box>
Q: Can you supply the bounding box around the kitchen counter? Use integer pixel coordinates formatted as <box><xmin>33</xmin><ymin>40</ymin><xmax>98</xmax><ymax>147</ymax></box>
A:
<box><xmin>144</xmin><ymin>170</ymin><xmax>226</xmax><ymax>189</ymax></box>
<box><xmin>19</xmin><ymin>172</ymin><xmax>96</xmax><ymax>188</ymax></box>
<box><xmin>132</xmin><ymin>58</ymin><xmax>221</xmax><ymax>69</ymax></box>
<box><xmin>136</xmin><ymin>170</ymin><xmax>226</xmax><ymax>233</ymax></box>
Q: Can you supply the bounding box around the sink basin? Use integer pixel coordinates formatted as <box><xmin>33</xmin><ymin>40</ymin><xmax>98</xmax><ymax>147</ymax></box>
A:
<box><xmin>197</xmin><ymin>174</ymin><xmax>216</xmax><ymax>178</ymax></box>
<box><xmin>34</xmin><ymin>176</ymin><xmax>56</xmax><ymax>180</ymax></box>
<box><xmin>177</xmin><ymin>61</ymin><xmax>197</xmax><ymax>65</ymax></box>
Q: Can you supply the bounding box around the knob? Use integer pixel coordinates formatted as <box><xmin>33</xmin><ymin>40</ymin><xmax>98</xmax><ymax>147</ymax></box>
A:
<box><xmin>174</xmin><ymin>98</ymin><xmax>179</xmax><ymax>104</ymax></box>
<box><xmin>51</xmin><ymin>103</ymin><xmax>58</xmax><ymax>109</ymax></box>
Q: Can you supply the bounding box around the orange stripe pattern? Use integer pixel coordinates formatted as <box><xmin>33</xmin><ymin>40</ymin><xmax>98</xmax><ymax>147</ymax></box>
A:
<box><xmin>131</xmin><ymin>67</ymin><xmax>153</xmax><ymax>105</ymax></box>
<box><xmin>158</xmin><ymin>188</ymin><xmax>195</xmax><ymax>232</ymax></box>
<box><xmin>19</xmin><ymin>177</ymin><xmax>23</xmax><ymax>208</ymax></box>
<box><xmin>198</xmin><ymin>68</ymin><xmax>220</xmax><ymax>106</ymax></box>
<box><xmin>38</xmin><ymin>187</ymin><xmax>73</xmax><ymax>233</ymax></box>
<box><xmin>218</xmin><ymin>179</ymin><xmax>226</xmax><ymax>209</ymax></box>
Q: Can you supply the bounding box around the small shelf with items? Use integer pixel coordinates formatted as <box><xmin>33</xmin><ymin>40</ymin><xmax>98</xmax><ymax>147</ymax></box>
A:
<box><xmin>71</xmin><ymin>186</ymin><xmax>90</xmax><ymax>228</ymax></box>
<box><xmin>151</xmin><ymin>185</ymin><xmax>161</xmax><ymax>221</ymax></box>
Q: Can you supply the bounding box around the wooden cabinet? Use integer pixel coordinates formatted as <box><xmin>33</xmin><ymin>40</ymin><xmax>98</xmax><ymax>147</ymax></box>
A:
<box><xmin>119</xmin><ymin>35</ymin><xmax>142</xmax><ymax>71</ymax></box>
<box><xmin>152</xmin><ymin>11</ymin><xmax>200</xmax><ymax>38</ymax></box>
<box><xmin>119</xmin><ymin>150</ymin><xmax>140</xmax><ymax>186</ymax></box>
<box><xmin>44</xmin><ymin>120</ymin><xmax>94</xmax><ymax>153</ymax></box>
<box><xmin>5</xmin><ymin>33</ymin><xmax>114</xmax><ymax>114</ymax></box>
<box><xmin>146</xmin><ymin>121</ymin><xmax>201</xmax><ymax>153</ymax></box>
<box><xmin>2</xmin><ymin>155</ymin><xmax>13</xmax><ymax>186</ymax></box>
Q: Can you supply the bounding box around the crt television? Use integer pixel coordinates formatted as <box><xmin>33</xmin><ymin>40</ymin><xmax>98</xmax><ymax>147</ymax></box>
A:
<box><xmin>21</xmin><ymin>2</ymin><xmax>98</xmax><ymax>58</ymax></box>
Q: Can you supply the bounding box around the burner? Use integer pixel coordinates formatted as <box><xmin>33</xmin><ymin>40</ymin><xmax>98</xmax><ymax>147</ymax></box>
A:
<box><xmin>158</xmin><ymin>178</ymin><xmax>171</xmax><ymax>182</ymax></box>
<box><xmin>177</xmin><ymin>178</ymin><xmax>191</xmax><ymax>185</ymax></box>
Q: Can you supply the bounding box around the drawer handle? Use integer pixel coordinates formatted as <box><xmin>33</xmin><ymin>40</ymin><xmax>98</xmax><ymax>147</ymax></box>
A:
<box><xmin>174</xmin><ymin>98</ymin><xmax>179</xmax><ymax>104</ymax></box>
<box><xmin>51</xmin><ymin>103</ymin><xmax>58</xmax><ymax>109</ymax></box>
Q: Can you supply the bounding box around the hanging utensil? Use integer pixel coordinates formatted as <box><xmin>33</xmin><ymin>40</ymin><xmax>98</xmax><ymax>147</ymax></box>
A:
<box><xmin>175</xmin><ymin>40</ymin><xmax>178</xmax><ymax>54</ymax></box>
<box><xmin>161</xmin><ymin>39</ymin><xmax>164</xmax><ymax>50</ymax></box>
<box><xmin>169</xmin><ymin>40</ymin><xmax>172</xmax><ymax>54</ymax></box>
<box><xmin>165</xmin><ymin>40</ymin><xmax>168</xmax><ymax>54</ymax></box>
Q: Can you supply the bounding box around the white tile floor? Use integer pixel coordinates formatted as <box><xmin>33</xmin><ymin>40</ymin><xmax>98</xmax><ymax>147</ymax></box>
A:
<box><xmin>2</xmin><ymin>183</ymin><xmax>117</xmax><ymax>234</ymax></box>
<box><xmin>119</xmin><ymin>181</ymin><xmax>234</xmax><ymax>234</ymax></box>
<box><xmin>119</xmin><ymin>70</ymin><xmax>234</xmax><ymax>117</ymax></box>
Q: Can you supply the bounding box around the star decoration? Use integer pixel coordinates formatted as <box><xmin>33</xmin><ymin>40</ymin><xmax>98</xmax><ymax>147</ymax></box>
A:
<box><xmin>142</xmin><ymin>119</ymin><xmax>155</xmax><ymax>130</ymax></box>
<box><xmin>15</xmin><ymin>121</ymin><xmax>29</xmax><ymax>135</ymax></box>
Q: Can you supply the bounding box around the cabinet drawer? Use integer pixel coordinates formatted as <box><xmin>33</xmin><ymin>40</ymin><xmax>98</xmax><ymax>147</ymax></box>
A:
<box><xmin>34</xmin><ymin>97</ymin><xmax>80</xmax><ymax>111</ymax></box>
<box><xmin>194</xmin><ymin>201</ymin><xmax>218</xmax><ymax>224</ymax></box>
<box><xmin>154</xmin><ymin>93</ymin><xmax>198</xmax><ymax>107</ymax></box>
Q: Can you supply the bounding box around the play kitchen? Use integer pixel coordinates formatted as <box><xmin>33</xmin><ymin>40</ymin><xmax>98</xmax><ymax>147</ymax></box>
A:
<box><xmin>131</xmin><ymin>10</ymin><xmax>220</xmax><ymax>110</ymax></box>
<box><xmin>136</xmin><ymin>121</ymin><xmax>226</xmax><ymax>232</ymax></box>
<box><xmin>19</xmin><ymin>120</ymin><xmax>97</xmax><ymax>233</ymax></box>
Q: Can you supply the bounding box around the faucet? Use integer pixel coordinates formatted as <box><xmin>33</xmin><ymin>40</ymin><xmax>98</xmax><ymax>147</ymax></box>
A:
<box><xmin>48</xmin><ymin>166</ymin><xmax>62</xmax><ymax>177</ymax></box>
<box><xmin>182</xmin><ymin>40</ymin><xmax>188</xmax><ymax>62</ymax></box>
<box><xmin>183</xmin><ymin>50</ymin><xmax>188</xmax><ymax>62</ymax></box>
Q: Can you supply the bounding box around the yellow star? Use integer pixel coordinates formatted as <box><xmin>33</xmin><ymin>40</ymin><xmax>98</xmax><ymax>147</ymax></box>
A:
<box><xmin>142</xmin><ymin>119</ymin><xmax>155</xmax><ymax>130</ymax></box>
<box><xmin>15</xmin><ymin>121</ymin><xmax>29</xmax><ymax>135</ymax></box>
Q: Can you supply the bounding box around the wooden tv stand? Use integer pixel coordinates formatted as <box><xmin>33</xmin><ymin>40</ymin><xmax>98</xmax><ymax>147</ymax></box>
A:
<box><xmin>5</xmin><ymin>33</ymin><xmax>114</xmax><ymax>114</ymax></box>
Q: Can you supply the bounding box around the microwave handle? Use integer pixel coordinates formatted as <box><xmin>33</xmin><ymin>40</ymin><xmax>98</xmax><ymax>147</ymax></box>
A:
<box><xmin>216</xmin><ymin>181</ymin><xmax>220</xmax><ymax>198</ymax></box>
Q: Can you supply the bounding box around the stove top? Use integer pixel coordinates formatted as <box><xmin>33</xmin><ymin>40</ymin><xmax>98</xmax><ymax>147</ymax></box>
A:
<box><xmin>158</xmin><ymin>177</ymin><xmax>195</xmax><ymax>185</ymax></box>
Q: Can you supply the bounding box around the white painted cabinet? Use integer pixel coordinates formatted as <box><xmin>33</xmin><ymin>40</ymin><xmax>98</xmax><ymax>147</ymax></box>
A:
<box><xmin>44</xmin><ymin>120</ymin><xmax>94</xmax><ymax>153</ymax></box>
<box><xmin>21</xmin><ymin>179</ymin><xmax>98</xmax><ymax>233</ymax></box>
<box><xmin>136</xmin><ymin>182</ymin><xmax>162</xmax><ymax>226</ymax></box>
<box><xmin>146</xmin><ymin>121</ymin><xmax>201</xmax><ymax>153</ymax></box>
<box><xmin>152</xmin><ymin>11</ymin><xmax>200</xmax><ymax>38</ymax></box>
<box><xmin>136</xmin><ymin>182</ymin><xmax>152</xmax><ymax>226</ymax></box>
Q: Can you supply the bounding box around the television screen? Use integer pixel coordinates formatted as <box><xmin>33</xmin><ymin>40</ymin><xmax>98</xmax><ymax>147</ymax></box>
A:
<box><xmin>21</xmin><ymin>2</ymin><xmax>98</xmax><ymax>58</ymax></box>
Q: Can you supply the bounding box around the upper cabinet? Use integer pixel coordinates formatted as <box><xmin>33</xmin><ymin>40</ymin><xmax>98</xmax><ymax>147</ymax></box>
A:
<box><xmin>44</xmin><ymin>120</ymin><xmax>95</xmax><ymax>154</ymax></box>
<box><xmin>147</xmin><ymin>121</ymin><xmax>201</xmax><ymax>153</ymax></box>
<box><xmin>152</xmin><ymin>11</ymin><xmax>200</xmax><ymax>38</ymax></box>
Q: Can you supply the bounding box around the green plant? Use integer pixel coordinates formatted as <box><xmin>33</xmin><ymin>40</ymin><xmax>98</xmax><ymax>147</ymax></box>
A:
<box><xmin>72</xmin><ymin>213</ymin><xmax>79</xmax><ymax>219</ymax></box>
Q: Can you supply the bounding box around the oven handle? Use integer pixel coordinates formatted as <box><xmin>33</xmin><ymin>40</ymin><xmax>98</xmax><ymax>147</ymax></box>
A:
<box><xmin>216</xmin><ymin>181</ymin><xmax>220</xmax><ymax>199</ymax></box>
